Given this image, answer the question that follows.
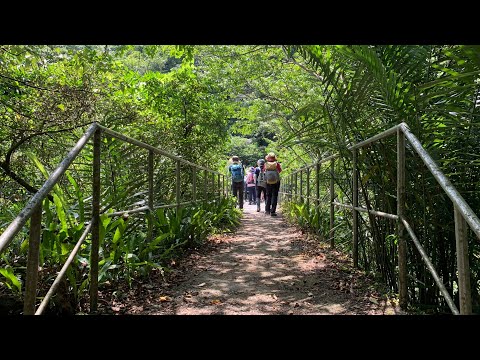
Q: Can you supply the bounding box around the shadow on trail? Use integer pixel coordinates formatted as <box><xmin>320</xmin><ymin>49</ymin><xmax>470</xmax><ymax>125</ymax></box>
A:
<box><xmin>128</xmin><ymin>203</ymin><xmax>401</xmax><ymax>315</ymax></box>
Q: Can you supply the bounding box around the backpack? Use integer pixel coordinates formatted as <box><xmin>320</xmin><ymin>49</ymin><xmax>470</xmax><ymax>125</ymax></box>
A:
<box><xmin>230</xmin><ymin>163</ymin><xmax>244</xmax><ymax>182</ymax></box>
<box><xmin>247</xmin><ymin>172</ymin><xmax>255</xmax><ymax>184</ymax></box>
<box><xmin>265</xmin><ymin>161</ymin><xmax>279</xmax><ymax>184</ymax></box>
<box><xmin>256</xmin><ymin>168</ymin><xmax>267</xmax><ymax>188</ymax></box>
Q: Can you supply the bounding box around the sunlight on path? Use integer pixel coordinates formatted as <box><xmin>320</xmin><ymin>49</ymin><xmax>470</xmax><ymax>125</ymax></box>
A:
<box><xmin>136</xmin><ymin>202</ymin><xmax>401</xmax><ymax>315</ymax></box>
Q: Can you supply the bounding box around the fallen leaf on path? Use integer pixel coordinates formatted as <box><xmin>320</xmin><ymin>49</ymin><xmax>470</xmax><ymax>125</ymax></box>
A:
<box><xmin>211</xmin><ymin>299</ymin><xmax>221</xmax><ymax>305</ymax></box>
<box><xmin>159</xmin><ymin>296</ymin><xmax>172</xmax><ymax>302</ymax></box>
<box><xmin>196</xmin><ymin>282</ymin><xmax>206</xmax><ymax>287</ymax></box>
<box><xmin>307</xmin><ymin>292</ymin><xmax>313</xmax><ymax>297</ymax></box>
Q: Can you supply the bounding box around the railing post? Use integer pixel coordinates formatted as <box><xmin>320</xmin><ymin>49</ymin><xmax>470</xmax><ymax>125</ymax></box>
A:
<box><xmin>397</xmin><ymin>129</ymin><xmax>407</xmax><ymax>309</ymax></box>
<box><xmin>217</xmin><ymin>174</ymin><xmax>221</xmax><ymax>199</ymax></box>
<box><xmin>316</xmin><ymin>163</ymin><xmax>320</xmax><ymax>208</ymax></box>
<box><xmin>147</xmin><ymin>150</ymin><xmax>154</xmax><ymax>241</ymax></box>
<box><xmin>211</xmin><ymin>172</ymin><xmax>215</xmax><ymax>200</ymax></box>
<box><xmin>285</xmin><ymin>177</ymin><xmax>288</xmax><ymax>201</ymax></box>
<box><xmin>294</xmin><ymin>172</ymin><xmax>298</xmax><ymax>203</ymax></box>
<box><xmin>289</xmin><ymin>176</ymin><xmax>293</xmax><ymax>202</ymax></box>
<box><xmin>315</xmin><ymin>162</ymin><xmax>321</xmax><ymax>237</ymax></box>
<box><xmin>23</xmin><ymin>204</ymin><xmax>42</xmax><ymax>315</ymax></box>
<box><xmin>221</xmin><ymin>174</ymin><xmax>224</xmax><ymax>198</ymax></box>
<box><xmin>279</xmin><ymin>179</ymin><xmax>282</xmax><ymax>202</ymax></box>
<box><xmin>306</xmin><ymin>168</ymin><xmax>310</xmax><ymax>210</ymax></box>
<box><xmin>352</xmin><ymin>148</ymin><xmax>359</xmax><ymax>268</ymax></box>
<box><xmin>176</xmin><ymin>160</ymin><xmax>181</xmax><ymax>215</ymax></box>
<box><xmin>212</xmin><ymin>172</ymin><xmax>216</xmax><ymax>199</ymax></box>
<box><xmin>90</xmin><ymin>128</ymin><xmax>101</xmax><ymax>313</ymax></box>
<box><xmin>299</xmin><ymin>170</ymin><xmax>303</xmax><ymax>203</ymax></box>
<box><xmin>279</xmin><ymin>177</ymin><xmax>282</xmax><ymax>203</ymax></box>
<box><xmin>454</xmin><ymin>206</ymin><xmax>472</xmax><ymax>314</ymax></box>
<box><xmin>228</xmin><ymin>175</ymin><xmax>231</xmax><ymax>197</ymax></box>
<box><xmin>204</xmin><ymin>169</ymin><xmax>208</xmax><ymax>202</ymax></box>
<box><xmin>225</xmin><ymin>176</ymin><xmax>229</xmax><ymax>198</ymax></box>
<box><xmin>329</xmin><ymin>159</ymin><xmax>335</xmax><ymax>248</ymax></box>
<box><xmin>192</xmin><ymin>168</ymin><xmax>197</xmax><ymax>203</ymax></box>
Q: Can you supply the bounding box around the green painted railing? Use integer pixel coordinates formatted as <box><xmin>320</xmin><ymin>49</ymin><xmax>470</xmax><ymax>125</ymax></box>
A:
<box><xmin>280</xmin><ymin>122</ymin><xmax>480</xmax><ymax>315</ymax></box>
<box><xmin>0</xmin><ymin>122</ymin><xmax>228</xmax><ymax>315</ymax></box>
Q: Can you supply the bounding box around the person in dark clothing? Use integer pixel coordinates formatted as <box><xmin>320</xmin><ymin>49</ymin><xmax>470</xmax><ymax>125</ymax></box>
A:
<box><xmin>228</xmin><ymin>156</ymin><xmax>244</xmax><ymax>209</ymax></box>
<box><xmin>264</xmin><ymin>152</ymin><xmax>282</xmax><ymax>216</ymax></box>
<box><xmin>244</xmin><ymin>173</ymin><xmax>248</xmax><ymax>202</ymax></box>
<box><xmin>255</xmin><ymin>159</ymin><xmax>267</xmax><ymax>212</ymax></box>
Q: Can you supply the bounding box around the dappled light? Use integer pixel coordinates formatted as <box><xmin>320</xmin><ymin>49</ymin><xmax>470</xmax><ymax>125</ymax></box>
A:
<box><xmin>1</xmin><ymin>45</ymin><xmax>479</xmax><ymax>315</ymax></box>
<box><xmin>117</xmin><ymin>205</ymin><xmax>401</xmax><ymax>315</ymax></box>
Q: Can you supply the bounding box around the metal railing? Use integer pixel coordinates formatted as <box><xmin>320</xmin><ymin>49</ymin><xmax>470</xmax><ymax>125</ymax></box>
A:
<box><xmin>0</xmin><ymin>122</ymin><xmax>229</xmax><ymax>315</ymax></box>
<box><xmin>280</xmin><ymin>122</ymin><xmax>479</xmax><ymax>315</ymax></box>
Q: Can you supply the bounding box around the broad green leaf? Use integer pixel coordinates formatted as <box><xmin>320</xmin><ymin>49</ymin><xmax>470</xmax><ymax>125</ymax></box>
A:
<box><xmin>0</xmin><ymin>267</ymin><xmax>22</xmax><ymax>292</ymax></box>
<box><xmin>112</xmin><ymin>227</ymin><xmax>122</xmax><ymax>244</ymax></box>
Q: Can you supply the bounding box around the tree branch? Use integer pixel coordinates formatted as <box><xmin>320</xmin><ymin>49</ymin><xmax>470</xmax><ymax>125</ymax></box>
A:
<box><xmin>4</xmin><ymin>122</ymin><xmax>94</xmax><ymax>169</ymax></box>
<box><xmin>0</xmin><ymin>73</ymin><xmax>90</xmax><ymax>93</ymax></box>
<box><xmin>0</xmin><ymin>73</ymin><xmax>64</xmax><ymax>93</ymax></box>
<box><xmin>0</xmin><ymin>99</ymin><xmax>37</xmax><ymax>121</ymax></box>
<box><xmin>1</xmin><ymin>122</ymin><xmax>94</xmax><ymax>201</ymax></box>
<box><xmin>284</xmin><ymin>58</ymin><xmax>324</xmax><ymax>82</ymax></box>
<box><xmin>0</xmin><ymin>46</ymin><xmax>28</xmax><ymax>56</ymax></box>
<box><xmin>0</xmin><ymin>161</ymin><xmax>53</xmax><ymax>200</ymax></box>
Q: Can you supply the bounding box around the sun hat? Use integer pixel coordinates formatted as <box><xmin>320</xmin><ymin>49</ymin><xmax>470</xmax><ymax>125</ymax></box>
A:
<box><xmin>265</xmin><ymin>152</ymin><xmax>277</xmax><ymax>161</ymax></box>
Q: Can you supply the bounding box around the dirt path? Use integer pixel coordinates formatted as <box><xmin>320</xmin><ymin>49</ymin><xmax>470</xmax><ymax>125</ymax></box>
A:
<box><xmin>101</xmin><ymin>204</ymin><xmax>403</xmax><ymax>315</ymax></box>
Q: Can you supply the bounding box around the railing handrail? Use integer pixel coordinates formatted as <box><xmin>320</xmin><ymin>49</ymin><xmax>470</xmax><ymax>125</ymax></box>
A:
<box><xmin>281</xmin><ymin>121</ymin><xmax>478</xmax><ymax>314</ymax></box>
<box><xmin>0</xmin><ymin>123</ymin><xmax>226</xmax><ymax>255</ymax></box>
<box><xmin>0</xmin><ymin>122</ymin><xmax>228</xmax><ymax>315</ymax></box>
<box><xmin>285</xmin><ymin>122</ymin><xmax>480</xmax><ymax>241</ymax></box>
<box><xmin>97</xmin><ymin>125</ymin><xmax>224</xmax><ymax>175</ymax></box>
<box><xmin>0</xmin><ymin>122</ymin><xmax>99</xmax><ymax>254</ymax></box>
<box><xmin>399</xmin><ymin>122</ymin><xmax>480</xmax><ymax>239</ymax></box>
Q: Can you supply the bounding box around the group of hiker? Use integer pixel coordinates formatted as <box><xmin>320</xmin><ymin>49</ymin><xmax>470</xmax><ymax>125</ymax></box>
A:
<box><xmin>228</xmin><ymin>152</ymin><xmax>282</xmax><ymax>216</ymax></box>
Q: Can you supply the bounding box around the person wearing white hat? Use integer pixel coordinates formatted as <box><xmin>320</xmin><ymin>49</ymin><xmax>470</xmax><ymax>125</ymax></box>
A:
<box><xmin>264</xmin><ymin>152</ymin><xmax>282</xmax><ymax>216</ymax></box>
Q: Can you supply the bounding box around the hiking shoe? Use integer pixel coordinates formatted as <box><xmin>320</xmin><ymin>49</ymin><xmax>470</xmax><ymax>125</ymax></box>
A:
<box><xmin>265</xmin><ymin>211</ymin><xmax>270</xmax><ymax>215</ymax></box>
<box><xmin>256</xmin><ymin>204</ymin><xmax>260</xmax><ymax>212</ymax></box>
<box><xmin>271</xmin><ymin>212</ymin><xmax>277</xmax><ymax>216</ymax></box>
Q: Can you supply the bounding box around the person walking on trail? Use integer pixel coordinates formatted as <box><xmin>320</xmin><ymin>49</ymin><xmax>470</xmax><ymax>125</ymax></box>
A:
<box><xmin>255</xmin><ymin>159</ymin><xmax>267</xmax><ymax>212</ymax></box>
<box><xmin>264</xmin><ymin>152</ymin><xmax>282</xmax><ymax>216</ymax></box>
<box><xmin>229</xmin><ymin>156</ymin><xmax>245</xmax><ymax>209</ymax></box>
<box><xmin>244</xmin><ymin>172</ymin><xmax>248</xmax><ymax>202</ymax></box>
<box><xmin>246</xmin><ymin>166</ymin><xmax>257</xmax><ymax>205</ymax></box>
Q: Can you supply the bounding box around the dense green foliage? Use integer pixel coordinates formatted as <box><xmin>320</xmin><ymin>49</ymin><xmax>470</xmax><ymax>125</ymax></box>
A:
<box><xmin>1</xmin><ymin>45</ymin><xmax>479</xmax><ymax>314</ymax></box>
<box><xmin>0</xmin><ymin>45</ymin><xmax>242</xmax><ymax>312</ymax></box>
<box><xmin>278</xmin><ymin>45</ymin><xmax>480</xmax><ymax>313</ymax></box>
